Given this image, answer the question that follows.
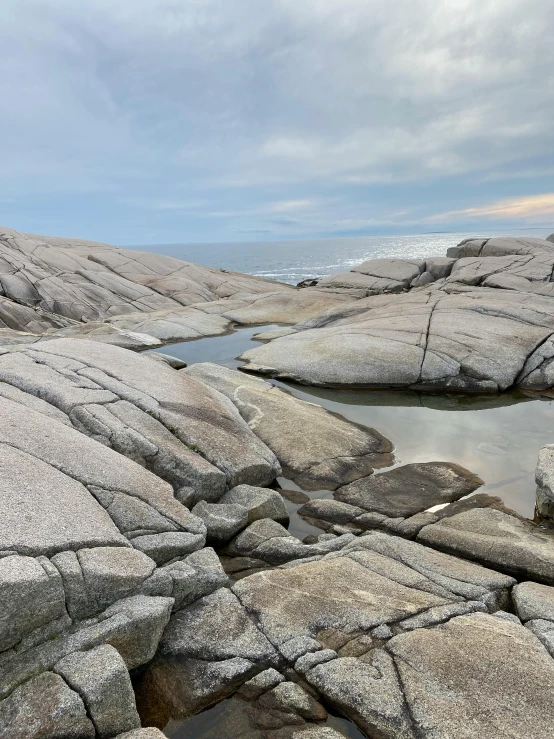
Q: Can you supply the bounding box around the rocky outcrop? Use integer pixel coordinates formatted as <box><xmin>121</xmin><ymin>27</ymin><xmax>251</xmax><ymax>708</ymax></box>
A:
<box><xmin>239</xmin><ymin>237</ymin><xmax>554</xmax><ymax>394</ymax></box>
<box><xmin>183</xmin><ymin>363</ymin><xmax>393</xmax><ymax>490</ymax></box>
<box><xmin>417</xmin><ymin>508</ymin><xmax>554</xmax><ymax>583</ymax></box>
<box><xmin>3</xmin><ymin>227</ymin><xmax>554</xmax><ymax>737</ymax></box>
<box><xmin>138</xmin><ymin>531</ymin><xmax>554</xmax><ymax>738</ymax></box>
<box><xmin>0</xmin><ymin>339</ymin><xmax>281</xmax><ymax>506</ymax></box>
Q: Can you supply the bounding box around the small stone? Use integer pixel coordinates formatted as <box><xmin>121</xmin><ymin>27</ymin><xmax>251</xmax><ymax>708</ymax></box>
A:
<box><xmin>295</xmin><ymin>649</ymin><xmax>337</xmax><ymax>674</ymax></box>
<box><xmin>192</xmin><ymin>501</ymin><xmax>249</xmax><ymax>545</ymax></box>
<box><xmin>220</xmin><ymin>485</ymin><xmax>289</xmax><ymax>525</ymax></box>
<box><xmin>237</xmin><ymin>668</ymin><xmax>285</xmax><ymax>700</ymax></box>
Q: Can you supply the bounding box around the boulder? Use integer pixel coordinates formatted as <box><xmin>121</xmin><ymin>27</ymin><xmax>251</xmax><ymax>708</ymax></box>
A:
<box><xmin>136</xmin><ymin>588</ymin><xmax>279</xmax><ymax>717</ymax></box>
<box><xmin>304</xmin><ymin>653</ymin><xmax>414</xmax><ymax>739</ymax></box>
<box><xmin>192</xmin><ymin>501</ymin><xmax>250</xmax><ymax>545</ymax></box>
<box><xmin>55</xmin><ymin>645</ymin><xmax>140</xmax><ymax>738</ymax></box>
<box><xmin>387</xmin><ymin>612</ymin><xmax>554</xmax><ymax>739</ymax></box>
<box><xmin>0</xmin><ymin>671</ymin><xmax>95</xmax><ymax>739</ymax></box>
<box><xmin>219</xmin><ymin>485</ymin><xmax>289</xmax><ymax>525</ymax></box>
<box><xmin>183</xmin><ymin>363</ymin><xmax>393</xmax><ymax>490</ymax></box>
<box><xmin>513</xmin><ymin>581</ymin><xmax>554</xmax><ymax>622</ymax></box>
<box><xmin>335</xmin><ymin>462</ymin><xmax>483</xmax><ymax>518</ymax></box>
<box><xmin>418</xmin><ymin>508</ymin><xmax>554</xmax><ymax>583</ymax></box>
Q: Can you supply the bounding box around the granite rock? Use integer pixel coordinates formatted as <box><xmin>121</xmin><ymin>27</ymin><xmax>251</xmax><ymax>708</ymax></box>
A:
<box><xmin>183</xmin><ymin>363</ymin><xmax>393</xmax><ymax>490</ymax></box>
<box><xmin>335</xmin><ymin>462</ymin><xmax>483</xmax><ymax>518</ymax></box>
<box><xmin>418</xmin><ymin>508</ymin><xmax>554</xmax><ymax>584</ymax></box>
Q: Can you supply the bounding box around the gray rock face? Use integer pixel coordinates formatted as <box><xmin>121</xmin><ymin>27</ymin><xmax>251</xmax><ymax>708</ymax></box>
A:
<box><xmin>513</xmin><ymin>581</ymin><xmax>554</xmax><ymax>622</ymax></box>
<box><xmin>0</xmin><ymin>226</ymin><xmax>293</xmax><ymax>328</ymax></box>
<box><xmin>388</xmin><ymin>612</ymin><xmax>554</xmax><ymax>739</ymax></box>
<box><xmin>183</xmin><ymin>363</ymin><xmax>393</xmax><ymax>490</ymax></box>
<box><xmin>0</xmin><ymin>555</ymin><xmax>65</xmax><ymax>651</ymax></box>
<box><xmin>305</xmin><ymin>652</ymin><xmax>414</xmax><ymax>739</ymax></box>
<box><xmin>0</xmin><ymin>671</ymin><xmax>95</xmax><ymax>739</ymax></box>
<box><xmin>233</xmin><ymin>556</ymin><xmax>450</xmax><ymax>649</ymax></box>
<box><xmin>418</xmin><ymin>508</ymin><xmax>554</xmax><ymax>583</ymax></box>
<box><xmin>55</xmin><ymin>645</ymin><xmax>141</xmax><ymax>738</ymax></box>
<box><xmin>220</xmin><ymin>485</ymin><xmax>289</xmax><ymax>526</ymax></box>
<box><xmin>335</xmin><ymin>462</ymin><xmax>483</xmax><ymax>518</ymax></box>
<box><xmin>136</xmin><ymin>588</ymin><xmax>279</xmax><ymax>717</ymax></box>
<box><xmin>0</xmin><ymin>339</ymin><xmax>281</xmax><ymax>504</ymax></box>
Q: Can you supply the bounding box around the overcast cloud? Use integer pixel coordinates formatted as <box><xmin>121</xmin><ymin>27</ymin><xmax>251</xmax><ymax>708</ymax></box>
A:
<box><xmin>1</xmin><ymin>0</ymin><xmax>554</xmax><ymax>243</ymax></box>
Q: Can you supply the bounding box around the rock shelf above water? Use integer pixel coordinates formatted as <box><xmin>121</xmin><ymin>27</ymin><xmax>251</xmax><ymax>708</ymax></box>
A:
<box><xmin>1</xmin><ymin>227</ymin><xmax>554</xmax><ymax>737</ymax></box>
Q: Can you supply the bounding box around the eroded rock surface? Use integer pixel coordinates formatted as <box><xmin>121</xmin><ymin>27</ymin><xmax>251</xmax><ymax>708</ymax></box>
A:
<box><xmin>183</xmin><ymin>363</ymin><xmax>393</xmax><ymax>490</ymax></box>
<box><xmin>3</xmin><ymin>229</ymin><xmax>554</xmax><ymax>737</ymax></box>
<box><xmin>239</xmin><ymin>236</ymin><xmax>554</xmax><ymax>395</ymax></box>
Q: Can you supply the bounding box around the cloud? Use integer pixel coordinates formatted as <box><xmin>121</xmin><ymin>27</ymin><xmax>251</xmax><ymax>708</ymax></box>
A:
<box><xmin>0</xmin><ymin>0</ymin><xmax>553</xmax><ymax>241</ymax></box>
<box><xmin>431</xmin><ymin>194</ymin><xmax>554</xmax><ymax>222</ymax></box>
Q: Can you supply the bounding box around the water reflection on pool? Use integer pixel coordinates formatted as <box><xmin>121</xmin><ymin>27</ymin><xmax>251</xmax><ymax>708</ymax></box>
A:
<box><xmin>154</xmin><ymin>324</ymin><xmax>554</xmax><ymax>520</ymax></box>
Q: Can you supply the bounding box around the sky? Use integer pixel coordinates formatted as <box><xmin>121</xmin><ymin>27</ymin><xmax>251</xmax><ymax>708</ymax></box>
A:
<box><xmin>1</xmin><ymin>0</ymin><xmax>554</xmax><ymax>245</ymax></box>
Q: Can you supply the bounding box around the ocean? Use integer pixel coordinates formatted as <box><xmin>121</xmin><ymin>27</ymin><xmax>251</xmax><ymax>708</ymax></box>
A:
<box><xmin>127</xmin><ymin>229</ymin><xmax>553</xmax><ymax>285</ymax></box>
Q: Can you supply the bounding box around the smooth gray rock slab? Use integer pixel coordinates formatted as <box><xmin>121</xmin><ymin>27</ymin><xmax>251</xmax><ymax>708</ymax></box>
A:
<box><xmin>335</xmin><ymin>462</ymin><xmax>483</xmax><ymax>518</ymax></box>
<box><xmin>0</xmin><ymin>226</ymin><xmax>292</xmax><ymax>327</ymax></box>
<box><xmin>0</xmin><ymin>442</ymin><xmax>128</xmax><ymax>556</ymax></box>
<box><xmin>183</xmin><ymin>363</ymin><xmax>393</xmax><ymax>490</ymax></box>
<box><xmin>0</xmin><ymin>394</ymin><xmax>202</xmax><ymax>538</ymax></box>
<box><xmin>55</xmin><ymin>645</ymin><xmax>140</xmax><ymax>738</ymax></box>
<box><xmin>0</xmin><ymin>671</ymin><xmax>95</xmax><ymax>739</ymax></box>
<box><xmin>513</xmin><ymin>581</ymin><xmax>554</xmax><ymax>622</ymax></box>
<box><xmin>221</xmin><ymin>289</ymin><xmax>356</xmax><ymax>325</ymax></box>
<box><xmin>0</xmin><ymin>339</ymin><xmax>281</xmax><ymax>501</ymax></box>
<box><xmin>239</xmin><ymin>287</ymin><xmax>554</xmax><ymax>392</ymax></box>
<box><xmin>339</xmin><ymin>533</ymin><xmax>515</xmax><ymax>606</ymax></box>
<box><xmin>418</xmin><ymin>508</ymin><xmax>554</xmax><ymax>584</ymax></box>
<box><xmin>232</xmin><ymin>554</ymin><xmax>449</xmax><ymax>648</ymax></box>
<box><xmin>108</xmin><ymin>307</ymin><xmax>232</xmax><ymax>343</ymax></box>
<box><xmin>388</xmin><ymin>612</ymin><xmax>554</xmax><ymax>739</ymax></box>
<box><xmin>220</xmin><ymin>485</ymin><xmax>289</xmax><ymax>525</ymax></box>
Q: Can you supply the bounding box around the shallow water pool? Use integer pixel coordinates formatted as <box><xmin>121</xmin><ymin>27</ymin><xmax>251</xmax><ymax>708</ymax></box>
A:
<box><xmin>154</xmin><ymin>325</ymin><xmax>554</xmax><ymax>520</ymax></box>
